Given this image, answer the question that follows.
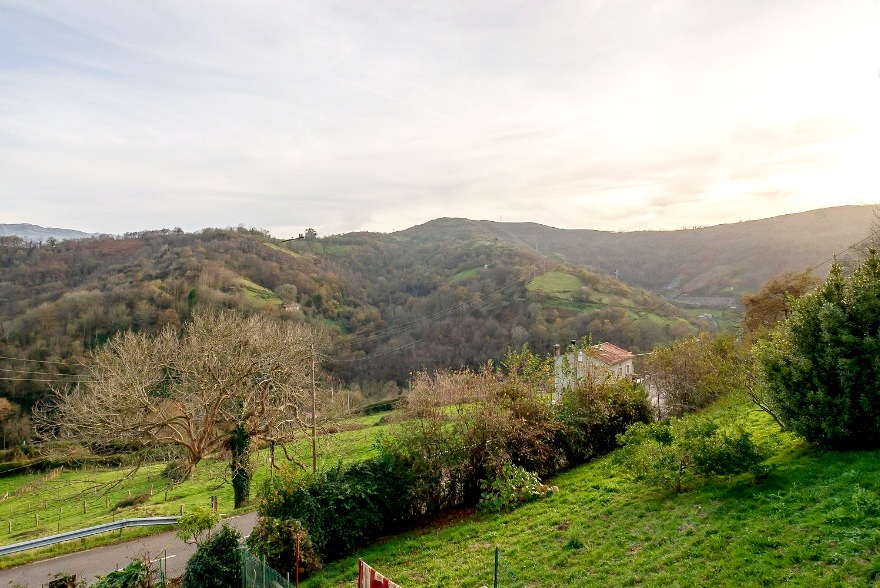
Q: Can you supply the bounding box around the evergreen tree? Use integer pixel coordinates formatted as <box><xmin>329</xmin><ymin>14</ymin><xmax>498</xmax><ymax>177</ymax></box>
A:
<box><xmin>758</xmin><ymin>251</ymin><xmax>880</xmax><ymax>448</ymax></box>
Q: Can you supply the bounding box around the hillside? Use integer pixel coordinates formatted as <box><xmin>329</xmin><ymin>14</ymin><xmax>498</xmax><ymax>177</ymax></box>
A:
<box><xmin>1</xmin><ymin>206</ymin><xmax>874</xmax><ymax>424</ymax></box>
<box><xmin>301</xmin><ymin>400</ymin><xmax>880</xmax><ymax>587</ymax></box>
<box><xmin>0</xmin><ymin>228</ymin><xmax>699</xmax><ymax>419</ymax></box>
<box><xmin>0</xmin><ymin>224</ymin><xmax>96</xmax><ymax>243</ymax></box>
<box><xmin>401</xmin><ymin>205</ymin><xmax>875</xmax><ymax>296</ymax></box>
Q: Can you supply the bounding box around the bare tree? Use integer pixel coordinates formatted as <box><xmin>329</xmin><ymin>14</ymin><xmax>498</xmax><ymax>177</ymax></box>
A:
<box><xmin>36</xmin><ymin>310</ymin><xmax>327</xmax><ymax>491</ymax></box>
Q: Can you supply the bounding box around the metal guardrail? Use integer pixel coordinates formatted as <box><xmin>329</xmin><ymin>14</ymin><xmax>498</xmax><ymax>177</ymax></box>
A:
<box><xmin>0</xmin><ymin>516</ymin><xmax>179</xmax><ymax>556</ymax></box>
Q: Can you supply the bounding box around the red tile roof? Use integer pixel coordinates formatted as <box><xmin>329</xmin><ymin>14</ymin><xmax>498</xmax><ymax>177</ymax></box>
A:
<box><xmin>594</xmin><ymin>342</ymin><xmax>634</xmax><ymax>366</ymax></box>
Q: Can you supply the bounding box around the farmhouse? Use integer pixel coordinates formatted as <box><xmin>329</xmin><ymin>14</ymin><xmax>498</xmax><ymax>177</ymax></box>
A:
<box><xmin>553</xmin><ymin>341</ymin><xmax>635</xmax><ymax>402</ymax></box>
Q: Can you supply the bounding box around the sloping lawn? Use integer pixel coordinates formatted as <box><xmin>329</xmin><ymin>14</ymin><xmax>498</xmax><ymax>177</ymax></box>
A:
<box><xmin>303</xmin><ymin>401</ymin><xmax>880</xmax><ymax>587</ymax></box>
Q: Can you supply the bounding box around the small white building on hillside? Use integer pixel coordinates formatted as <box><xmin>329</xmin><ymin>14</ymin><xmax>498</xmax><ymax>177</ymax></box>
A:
<box><xmin>553</xmin><ymin>341</ymin><xmax>635</xmax><ymax>402</ymax></box>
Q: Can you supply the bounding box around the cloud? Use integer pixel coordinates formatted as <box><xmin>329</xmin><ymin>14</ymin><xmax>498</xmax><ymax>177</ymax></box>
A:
<box><xmin>1</xmin><ymin>0</ymin><xmax>878</xmax><ymax>234</ymax></box>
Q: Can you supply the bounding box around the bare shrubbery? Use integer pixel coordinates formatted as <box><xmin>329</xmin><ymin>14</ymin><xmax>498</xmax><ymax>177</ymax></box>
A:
<box><xmin>257</xmin><ymin>345</ymin><xmax>651</xmax><ymax>565</ymax></box>
<box><xmin>406</xmin><ymin>368</ymin><xmax>492</xmax><ymax>417</ymax></box>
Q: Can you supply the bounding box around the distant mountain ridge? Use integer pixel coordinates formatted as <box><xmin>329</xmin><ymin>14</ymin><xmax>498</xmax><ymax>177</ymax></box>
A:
<box><xmin>399</xmin><ymin>205</ymin><xmax>875</xmax><ymax>296</ymax></box>
<box><xmin>7</xmin><ymin>205</ymin><xmax>874</xmax><ymax>296</ymax></box>
<box><xmin>0</xmin><ymin>223</ymin><xmax>96</xmax><ymax>242</ymax></box>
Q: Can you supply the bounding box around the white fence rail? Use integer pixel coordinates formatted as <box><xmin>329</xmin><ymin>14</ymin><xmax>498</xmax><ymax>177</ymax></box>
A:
<box><xmin>0</xmin><ymin>516</ymin><xmax>179</xmax><ymax>556</ymax></box>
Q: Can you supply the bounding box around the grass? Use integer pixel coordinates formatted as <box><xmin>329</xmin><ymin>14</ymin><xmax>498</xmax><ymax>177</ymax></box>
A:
<box><xmin>451</xmin><ymin>268</ymin><xmax>480</xmax><ymax>283</ymax></box>
<box><xmin>527</xmin><ymin>272</ymin><xmax>583</xmax><ymax>299</ymax></box>
<box><xmin>681</xmin><ymin>306</ymin><xmax>740</xmax><ymax>331</ymax></box>
<box><xmin>0</xmin><ymin>410</ymin><xmax>396</xmax><ymax>569</ymax></box>
<box><xmin>300</xmin><ymin>399</ymin><xmax>880</xmax><ymax>587</ymax></box>
<box><xmin>233</xmin><ymin>277</ymin><xmax>283</xmax><ymax>306</ymax></box>
<box><xmin>10</xmin><ymin>399</ymin><xmax>880</xmax><ymax>586</ymax></box>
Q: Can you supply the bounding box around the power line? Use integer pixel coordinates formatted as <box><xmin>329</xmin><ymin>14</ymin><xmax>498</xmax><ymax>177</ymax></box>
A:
<box><xmin>807</xmin><ymin>233</ymin><xmax>875</xmax><ymax>273</ymax></box>
<box><xmin>327</xmin><ymin>339</ymin><xmax>425</xmax><ymax>364</ymax></box>
<box><xmin>0</xmin><ymin>376</ymin><xmax>86</xmax><ymax>384</ymax></box>
<box><xmin>0</xmin><ymin>355</ymin><xmax>80</xmax><ymax>366</ymax></box>
<box><xmin>344</xmin><ymin>267</ymin><xmax>535</xmax><ymax>345</ymax></box>
<box><xmin>0</xmin><ymin>367</ymin><xmax>83</xmax><ymax>378</ymax></box>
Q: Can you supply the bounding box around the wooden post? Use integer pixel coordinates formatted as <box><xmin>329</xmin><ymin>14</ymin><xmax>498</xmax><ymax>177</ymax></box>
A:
<box><xmin>83</xmin><ymin>500</ymin><xmax>87</xmax><ymax>514</ymax></box>
<box><xmin>105</xmin><ymin>496</ymin><xmax>110</xmax><ymax>509</ymax></box>
<box><xmin>34</xmin><ymin>513</ymin><xmax>38</xmax><ymax>528</ymax></box>
<box><xmin>180</xmin><ymin>504</ymin><xmax>184</xmax><ymax>516</ymax></box>
<box><xmin>295</xmin><ymin>533</ymin><xmax>301</xmax><ymax>588</ymax></box>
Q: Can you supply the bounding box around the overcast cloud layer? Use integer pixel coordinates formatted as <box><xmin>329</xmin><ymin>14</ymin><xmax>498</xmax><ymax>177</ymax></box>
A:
<box><xmin>1</xmin><ymin>1</ymin><xmax>878</xmax><ymax>237</ymax></box>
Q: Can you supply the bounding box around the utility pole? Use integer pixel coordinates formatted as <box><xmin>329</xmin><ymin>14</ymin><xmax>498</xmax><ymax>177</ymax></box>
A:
<box><xmin>311</xmin><ymin>340</ymin><xmax>317</xmax><ymax>474</ymax></box>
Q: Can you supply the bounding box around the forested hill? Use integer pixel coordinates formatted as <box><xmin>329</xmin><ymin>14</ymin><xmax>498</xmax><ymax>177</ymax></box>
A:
<box><xmin>0</xmin><ymin>227</ymin><xmax>701</xmax><ymax>409</ymax></box>
<box><xmin>402</xmin><ymin>205</ymin><xmax>875</xmax><ymax>295</ymax></box>
<box><xmin>0</xmin><ymin>206</ymin><xmax>873</xmax><ymax>410</ymax></box>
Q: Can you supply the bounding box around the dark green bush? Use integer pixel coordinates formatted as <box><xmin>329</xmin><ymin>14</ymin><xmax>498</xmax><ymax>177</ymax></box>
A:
<box><xmin>478</xmin><ymin>462</ymin><xmax>551</xmax><ymax>513</ymax></box>
<box><xmin>182</xmin><ymin>524</ymin><xmax>242</xmax><ymax>588</ymax></box>
<box><xmin>245</xmin><ymin>517</ymin><xmax>321</xmax><ymax>579</ymax></box>
<box><xmin>758</xmin><ymin>252</ymin><xmax>880</xmax><ymax>449</ymax></box>
<box><xmin>257</xmin><ymin>451</ymin><xmax>414</xmax><ymax>560</ymax></box>
<box><xmin>92</xmin><ymin>560</ymin><xmax>149</xmax><ymax>588</ymax></box>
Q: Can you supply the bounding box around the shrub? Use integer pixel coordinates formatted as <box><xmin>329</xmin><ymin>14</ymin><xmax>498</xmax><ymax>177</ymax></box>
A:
<box><xmin>555</xmin><ymin>377</ymin><xmax>652</xmax><ymax>466</ymax></box>
<box><xmin>642</xmin><ymin>333</ymin><xmax>741</xmax><ymax>417</ymax></box>
<box><xmin>175</xmin><ymin>505</ymin><xmax>219</xmax><ymax>545</ymax></box>
<box><xmin>113</xmin><ymin>493</ymin><xmax>150</xmax><ymax>510</ymax></box>
<box><xmin>92</xmin><ymin>559</ymin><xmax>150</xmax><ymax>588</ymax></box>
<box><xmin>616</xmin><ymin>416</ymin><xmax>767</xmax><ymax>493</ymax></box>
<box><xmin>181</xmin><ymin>524</ymin><xmax>242</xmax><ymax>588</ymax></box>
<box><xmin>758</xmin><ymin>252</ymin><xmax>880</xmax><ymax>449</ymax></box>
<box><xmin>478</xmin><ymin>462</ymin><xmax>550</xmax><ymax>513</ymax></box>
<box><xmin>257</xmin><ymin>451</ymin><xmax>414</xmax><ymax>560</ymax></box>
<box><xmin>246</xmin><ymin>517</ymin><xmax>321</xmax><ymax>579</ymax></box>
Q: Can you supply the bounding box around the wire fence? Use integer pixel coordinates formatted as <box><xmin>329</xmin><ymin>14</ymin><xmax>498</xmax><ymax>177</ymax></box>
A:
<box><xmin>491</xmin><ymin>546</ymin><xmax>530</xmax><ymax>588</ymax></box>
<box><xmin>240</xmin><ymin>547</ymin><xmax>294</xmax><ymax>588</ymax></box>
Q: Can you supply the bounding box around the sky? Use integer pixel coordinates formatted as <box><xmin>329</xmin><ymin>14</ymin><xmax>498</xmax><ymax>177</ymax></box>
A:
<box><xmin>1</xmin><ymin>1</ymin><xmax>878</xmax><ymax>238</ymax></box>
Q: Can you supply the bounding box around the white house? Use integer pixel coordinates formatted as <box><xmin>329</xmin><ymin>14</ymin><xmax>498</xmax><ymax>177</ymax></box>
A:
<box><xmin>553</xmin><ymin>341</ymin><xmax>635</xmax><ymax>402</ymax></box>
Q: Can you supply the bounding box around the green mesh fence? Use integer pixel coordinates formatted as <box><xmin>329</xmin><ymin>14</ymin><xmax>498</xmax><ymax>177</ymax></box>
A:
<box><xmin>240</xmin><ymin>547</ymin><xmax>294</xmax><ymax>588</ymax></box>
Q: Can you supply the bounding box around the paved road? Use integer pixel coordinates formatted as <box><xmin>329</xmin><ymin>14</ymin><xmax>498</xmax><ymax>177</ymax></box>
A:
<box><xmin>0</xmin><ymin>512</ymin><xmax>258</xmax><ymax>587</ymax></box>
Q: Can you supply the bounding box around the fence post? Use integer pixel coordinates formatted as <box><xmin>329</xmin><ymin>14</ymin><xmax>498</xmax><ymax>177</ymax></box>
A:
<box><xmin>34</xmin><ymin>513</ymin><xmax>38</xmax><ymax>529</ymax></box>
<box><xmin>494</xmin><ymin>546</ymin><xmax>499</xmax><ymax>588</ymax></box>
<box><xmin>295</xmin><ymin>533</ymin><xmax>301</xmax><ymax>588</ymax></box>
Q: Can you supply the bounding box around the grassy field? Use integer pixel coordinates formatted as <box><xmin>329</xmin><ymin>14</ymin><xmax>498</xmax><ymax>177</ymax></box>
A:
<box><xmin>527</xmin><ymin>272</ymin><xmax>584</xmax><ymax>299</ymax></box>
<box><xmin>451</xmin><ymin>268</ymin><xmax>480</xmax><ymax>282</ymax></box>
<box><xmin>0</xmin><ymin>412</ymin><xmax>392</xmax><ymax>569</ymax></box>
<box><xmin>233</xmin><ymin>277</ymin><xmax>283</xmax><ymax>306</ymax></box>
<box><xmin>301</xmin><ymin>399</ymin><xmax>880</xmax><ymax>587</ymax></box>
